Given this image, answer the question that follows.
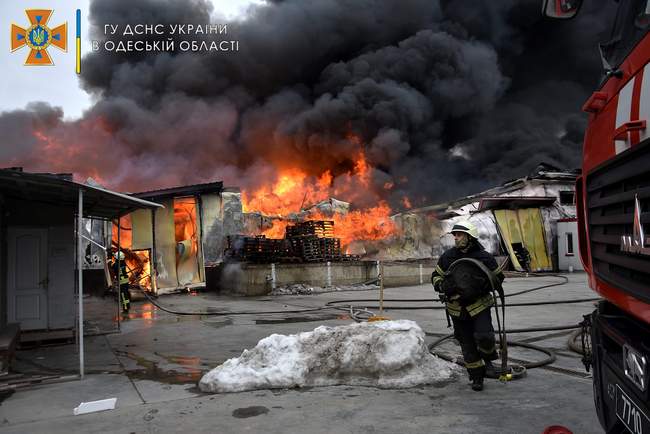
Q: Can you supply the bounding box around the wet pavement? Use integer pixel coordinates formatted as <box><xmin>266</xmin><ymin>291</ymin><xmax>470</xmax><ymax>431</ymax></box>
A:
<box><xmin>0</xmin><ymin>273</ymin><xmax>603</xmax><ymax>433</ymax></box>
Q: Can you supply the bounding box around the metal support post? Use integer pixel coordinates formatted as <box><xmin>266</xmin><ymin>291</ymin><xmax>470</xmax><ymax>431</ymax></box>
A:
<box><xmin>116</xmin><ymin>219</ymin><xmax>121</xmax><ymax>331</ymax></box>
<box><xmin>77</xmin><ymin>189</ymin><xmax>85</xmax><ymax>379</ymax></box>
<box><xmin>326</xmin><ymin>261</ymin><xmax>332</xmax><ymax>287</ymax></box>
<box><xmin>379</xmin><ymin>261</ymin><xmax>384</xmax><ymax>313</ymax></box>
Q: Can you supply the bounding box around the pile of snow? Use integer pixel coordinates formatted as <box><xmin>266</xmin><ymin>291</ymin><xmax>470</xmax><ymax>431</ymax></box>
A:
<box><xmin>270</xmin><ymin>283</ymin><xmax>379</xmax><ymax>295</ymax></box>
<box><xmin>199</xmin><ymin>320</ymin><xmax>458</xmax><ymax>393</ymax></box>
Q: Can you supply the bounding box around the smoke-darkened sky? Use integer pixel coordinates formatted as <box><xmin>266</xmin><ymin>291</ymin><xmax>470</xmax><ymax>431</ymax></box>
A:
<box><xmin>0</xmin><ymin>0</ymin><xmax>616</xmax><ymax>209</ymax></box>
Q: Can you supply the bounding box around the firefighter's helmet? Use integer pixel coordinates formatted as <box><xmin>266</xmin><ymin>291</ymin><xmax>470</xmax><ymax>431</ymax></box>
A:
<box><xmin>450</xmin><ymin>220</ymin><xmax>479</xmax><ymax>239</ymax></box>
<box><xmin>114</xmin><ymin>251</ymin><xmax>125</xmax><ymax>260</ymax></box>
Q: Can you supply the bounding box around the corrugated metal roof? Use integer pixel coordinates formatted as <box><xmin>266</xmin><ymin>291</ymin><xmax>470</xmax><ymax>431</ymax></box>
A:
<box><xmin>0</xmin><ymin>169</ymin><xmax>162</xmax><ymax>220</ymax></box>
<box><xmin>478</xmin><ymin>196</ymin><xmax>558</xmax><ymax>211</ymax></box>
<box><xmin>402</xmin><ymin>169</ymin><xmax>577</xmax><ymax>216</ymax></box>
<box><xmin>133</xmin><ymin>181</ymin><xmax>223</xmax><ymax>201</ymax></box>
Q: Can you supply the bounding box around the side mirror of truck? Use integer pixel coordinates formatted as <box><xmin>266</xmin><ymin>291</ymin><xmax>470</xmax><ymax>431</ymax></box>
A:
<box><xmin>541</xmin><ymin>0</ymin><xmax>582</xmax><ymax>20</ymax></box>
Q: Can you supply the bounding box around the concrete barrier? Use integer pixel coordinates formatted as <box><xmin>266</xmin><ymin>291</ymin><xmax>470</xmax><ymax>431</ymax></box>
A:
<box><xmin>211</xmin><ymin>259</ymin><xmax>438</xmax><ymax>296</ymax></box>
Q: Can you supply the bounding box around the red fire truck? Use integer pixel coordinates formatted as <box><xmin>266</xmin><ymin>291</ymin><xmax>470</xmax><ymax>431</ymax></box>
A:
<box><xmin>544</xmin><ymin>0</ymin><xmax>650</xmax><ymax>432</ymax></box>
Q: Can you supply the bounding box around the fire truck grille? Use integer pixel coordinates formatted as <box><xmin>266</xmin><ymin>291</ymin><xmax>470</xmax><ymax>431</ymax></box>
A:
<box><xmin>586</xmin><ymin>141</ymin><xmax>650</xmax><ymax>303</ymax></box>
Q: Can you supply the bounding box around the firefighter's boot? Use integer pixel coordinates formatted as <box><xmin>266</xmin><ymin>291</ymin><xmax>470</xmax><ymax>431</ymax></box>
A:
<box><xmin>485</xmin><ymin>360</ymin><xmax>497</xmax><ymax>379</ymax></box>
<box><xmin>468</xmin><ymin>365</ymin><xmax>486</xmax><ymax>391</ymax></box>
<box><xmin>471</xmin><ymin>376</ymin><xmax>484</xmax><ymax>391</ymax></box>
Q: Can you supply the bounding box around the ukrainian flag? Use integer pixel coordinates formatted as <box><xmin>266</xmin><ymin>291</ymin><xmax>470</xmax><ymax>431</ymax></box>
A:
<box><xmin>76</xmin><ymin>9</ymin><xmax>81</xmax><ymax>73</ymax></box>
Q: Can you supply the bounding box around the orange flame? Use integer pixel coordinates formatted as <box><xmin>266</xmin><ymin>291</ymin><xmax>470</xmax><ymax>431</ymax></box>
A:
<box><xmin>316</xmin><ymin>201</ymin><xmax>395</xmax><ymax>247</ymax></box>
<box><xmin>242</xmin><ymin>168</ymin><xmax>332</xmax><ymax>216</ymax></box>
<box><xmin>242</xmin><ymin>149</ymin><xmax>399</xmax><ymax>248</ymax></box>
<box><xmin>263</xmin><ymin>219</ymin><xmax>290</xmax><ymax>239</ymax></box>
<box><xmin>353</xmin><ymin>152</ymin><xmax>371</xmax><ymax>187</ymax></box>
<box><xmin>174</xmin><ymin>197</ymin><xmax>199</xmax><ymax>257</ymax></box>
<box><xmin>112</xmin><ymin>215</ymin><xmax>133</xmax><ymax>249</ymax></box>
<box><xmin>32</xmin><ymin>128</ymin><xmax>108</xmax><ymax>186</ymax></box>
<box><xmin>127</xmin><ymin>250</ymin><xmax>152</xmax><ymax>290</ymax></box>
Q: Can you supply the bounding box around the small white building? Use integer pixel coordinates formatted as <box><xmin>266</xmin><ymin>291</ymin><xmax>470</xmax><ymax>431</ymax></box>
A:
<box><xmin>556</xmin><ymin>218</ymin><xmax>584</xmax><ymax>272</ymax></box>
<box><xmin>0</xmin><ymin>169</ymin><xmax>160</xmax><ymax>333</ymax></box>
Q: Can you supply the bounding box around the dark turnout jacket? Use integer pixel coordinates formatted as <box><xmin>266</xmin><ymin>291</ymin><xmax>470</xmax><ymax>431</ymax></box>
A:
<box><xmin>432</xmin><ymin>241</ymin><xmax>504</xmax><ymax>319</ymax></box>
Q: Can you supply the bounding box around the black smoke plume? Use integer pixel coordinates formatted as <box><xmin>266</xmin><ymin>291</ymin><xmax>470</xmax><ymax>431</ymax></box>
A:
<box><xmin>0</xmin><ymin>0</ymin><xmax>616</xmax><ymax>209</ymax></box>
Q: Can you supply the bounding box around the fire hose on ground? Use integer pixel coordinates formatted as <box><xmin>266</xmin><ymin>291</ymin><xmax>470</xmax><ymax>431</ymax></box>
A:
<box><xmin>139</xmin><ymin>269</ymin><xmax>594</xmax><ymax>379</ymax></box>
<box><xmin>324</xmin><ymin>268</ymin><xmax>594</xmax><ymax>379</ymax></box>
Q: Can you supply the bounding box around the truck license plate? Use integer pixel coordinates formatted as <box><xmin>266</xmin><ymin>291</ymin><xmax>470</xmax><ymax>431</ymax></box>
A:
<box><xmin>616</xmin><ymin>385</ymin><xmax>650</xmax><ymax>434</ymax></box>
<box><xmin>623</xmin><ymin>343</ymin><xmax>647</xmax><ymax>392</ymax></box>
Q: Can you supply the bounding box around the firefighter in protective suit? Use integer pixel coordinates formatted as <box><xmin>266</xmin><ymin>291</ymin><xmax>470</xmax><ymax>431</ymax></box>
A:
<box><xmin>431</xmin><ymin>221</ymin><xmax>504</xmax><ymax>391</ymax></box>
<box><xmin>112</xmin><ymin>251</ymin><xmax>131</xmax><ymax>312</ymax></box>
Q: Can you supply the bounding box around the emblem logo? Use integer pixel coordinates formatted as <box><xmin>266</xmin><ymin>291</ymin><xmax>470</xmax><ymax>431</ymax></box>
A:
<box><xmin>620</xmin><ymin>194</ymin><xmax>650</xmax><ymax>256</ymax></box>
<box><xmin>11</xmin><ymin>9</ymin><xmax>67</xmax><ymax>66</ymax></box>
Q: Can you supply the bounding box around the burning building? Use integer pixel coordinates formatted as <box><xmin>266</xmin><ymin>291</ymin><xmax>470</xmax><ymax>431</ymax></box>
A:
<box><xmin>1</xmin><ymin>1</ymin><xmax>614</xmax><ymax>299</ymax></box>
<box><xmin>2</xmin><ymin>1</ymin><xmax>612</xmax><ymax>274</ymax></box>
<box><xmin>80</xmin><ymin>180</ymin><xmax>244</xmax><ymax>296</ymax></box>
<box><xmin>103</xmin><ymin>182</ymin><xmax>243</xmax><ymax>295</ymax></box>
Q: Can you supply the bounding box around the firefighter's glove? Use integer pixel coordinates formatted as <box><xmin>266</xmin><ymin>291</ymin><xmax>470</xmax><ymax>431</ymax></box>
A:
<box><xmin>441</xmin><ymin>278</ymin><xmax>457</xmax><ymax>298</ymax></box>
<box><xmin>431</xmin><ymin>273</ymin><xmax>444</xmax><ymax>292</ymax></box>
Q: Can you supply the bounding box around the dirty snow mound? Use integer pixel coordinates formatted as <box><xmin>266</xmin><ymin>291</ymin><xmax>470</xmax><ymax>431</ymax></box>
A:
<box><xmin>199</xmin><ymin>320</ymin><xmax>458</xmax><ymax>393</ymax></box>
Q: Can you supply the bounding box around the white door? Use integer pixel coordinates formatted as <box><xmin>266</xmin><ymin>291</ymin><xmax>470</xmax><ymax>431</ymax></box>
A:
<box><xmin>7</xmin><ymin>228</ymin><xmax>48</xmax><ymax>330</ymax></box>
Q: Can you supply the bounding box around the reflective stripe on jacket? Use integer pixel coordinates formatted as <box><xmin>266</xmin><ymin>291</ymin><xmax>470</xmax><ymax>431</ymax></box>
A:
<box><xmin>445</xmin><ymin>294</ymin><xmax>494</xmax><ymax>318</ymax></box>
<box><xmin>115</xmin><ymin>262</ymin><xmax>129</xmax><ymax>285</ymax></box>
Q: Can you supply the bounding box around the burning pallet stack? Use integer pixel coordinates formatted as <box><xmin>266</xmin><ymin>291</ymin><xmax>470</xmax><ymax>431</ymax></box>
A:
<box><xmin>227</xmin><ymin>235</ymin><xmax>290</xmax><ymax>263</ymax></box>
<box><xmin>287</xmin><ymin>221</ymin><xmax>337</xmax><ymax>262</ymax></box>
<box><xmin>226</xmin><ymin>220</ymin><xmax>359</xmax><ymax>263</ymax></box>
<box><xmin>285</xmin><ymin>220</ymin><xmax>334</xmax><ymax>238</ymax></box>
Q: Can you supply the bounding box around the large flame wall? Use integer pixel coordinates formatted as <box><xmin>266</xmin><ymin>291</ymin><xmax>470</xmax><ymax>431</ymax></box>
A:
<box><xmin>241</xmin><ymin>151</ymin><xmax>400</xmax><ymax>248</ymax></box>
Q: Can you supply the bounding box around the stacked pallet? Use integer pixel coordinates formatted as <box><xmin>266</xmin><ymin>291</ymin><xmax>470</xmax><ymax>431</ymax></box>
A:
<box><xmin>286</xmin><ymin>221</ymin><xmax>340</xmax><ymax>262</ymax></box>
<box><xmin>227</xmin><ymin>220</ymin><xmax>359</xmax><ymax>263</ymax></box>
<box><xmin>285</xmin><ymin>220</ymin><xmax>334</xmax><ymax>238</ymax></box>
<box><xmin>226</xmin><ymin>235</ymin><xmax>290</xmax><ymax>263</ymax></box>
<box><xmin>288</xmin><ymin>237</ymin><xmax>338</xmax><ymax>262</ymax></box>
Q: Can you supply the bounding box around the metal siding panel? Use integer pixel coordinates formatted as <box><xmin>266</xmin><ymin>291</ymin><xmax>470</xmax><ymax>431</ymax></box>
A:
<box><xmin>154</xmin><ymin>199</ymin><xmax>178</xmax><ymax>290</ymax></box>
<box><xmin>518</xmin><ymin>208</ymin><xmax>552</xmax><ymax>271</ymax></box>
<box><xmin>493</xmin><ymin>209</ymin><xmax>524</xmax><ymax>271</ymax></box>
<box><xmin>131</xmin><ymin>209</ymin><xmax>153</xmax><ymax>250</ymax></box>
<box><xmin>200</xmin><ymin>193</ymin><xmax>223</xmax><ymax>264</ymax></box>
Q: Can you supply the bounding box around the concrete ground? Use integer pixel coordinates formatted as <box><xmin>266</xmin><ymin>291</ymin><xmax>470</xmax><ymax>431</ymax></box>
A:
<box><xmin>0</xmin><ymin>272</ymin><xmax>602</xmax><ymax>433</ymax></box>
